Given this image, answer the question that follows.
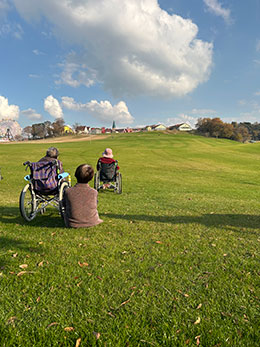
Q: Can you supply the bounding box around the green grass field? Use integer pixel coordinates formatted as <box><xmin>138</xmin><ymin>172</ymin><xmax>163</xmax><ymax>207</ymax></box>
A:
<box><xmin>0</xmin><ymin>132</ymin><xmax>259</xmax><ymax>346</ymax></box>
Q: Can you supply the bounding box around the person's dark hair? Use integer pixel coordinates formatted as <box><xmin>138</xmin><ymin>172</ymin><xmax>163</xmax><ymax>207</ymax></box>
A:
<box><xmin>46</xmin><ymin>147</ymin><xmax>59</xmax><ymax>158</ymax></box>
<box><xmin>75</xmin><ymin>164</ymin><xmax>94</xmax><ymax>183</ymax></box>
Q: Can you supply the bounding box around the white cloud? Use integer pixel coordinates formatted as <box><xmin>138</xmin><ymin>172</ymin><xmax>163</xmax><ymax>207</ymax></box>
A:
<box><xmin>56</xmin><ymin>56</ymin><xmax>95</xmax><ymax>88</ymax></box>
<box><xmin>13</xmin><ymin>0</ymin><xmax>213</xmax><ymax>98</ymax></box>
<box><xmin>44</xmin><ymin>95</ymin><xmax>63</xmax><ymax>119</ymax></box>
<box><xmin>0</xmin><ymin>22</ymin><xmax>23</xmax><ymax>38</ymax></box>
<box><xmin>33</xmin><ymin>49</ymin><xmax>44</xmax><ymax>55</ymax></box>
<box><xmin>62</xmin><ymin>96</ymin><xmax>134</xmax><ymax>125</ymax></box>
<box><xmin>204</xmin><ymin>0</ymin><xmax>231</xmax><ymax>24</ymax></box>
<box><xmin>29</xmin><ymin>73</ymin><xmax>40</xmax><ymax>78</ymax></box>
<box><xmin>21</xmin><ymin>108</ymin><xmax>42</xmax><ymax>120</ymax></box>
<box><xmin>166</xmin><ymin>113</ymin><xmax>197</xmax><ymax>128</ymax></box>
<box><xmin>191</xmin><ymin>108</ymin><xmax>217</xmax><ymax>115</ymax></box>
<box><xmin>254</xmin><ymin>91</ymin><xmax>260</xmax><ymax>96</ymax></box>
<box><xmin>0</xmin><ymin>95</ymin><xmax>19</xmax><ymax>120</ymax></box>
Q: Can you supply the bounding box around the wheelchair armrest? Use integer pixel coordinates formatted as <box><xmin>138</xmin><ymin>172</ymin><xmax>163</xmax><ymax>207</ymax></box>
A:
<box><xmin>24</xmin><ymin>175</ymin><xmax>31</xmax><ymax>181</ymax></box>
<box><xmin>58</xmin><ymin>172</ymin><xmax>69</xmax><ymax>180</ymax></box>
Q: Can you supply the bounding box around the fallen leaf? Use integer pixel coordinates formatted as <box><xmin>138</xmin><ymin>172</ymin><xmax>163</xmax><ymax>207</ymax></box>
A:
<box><xmin>64</xmin><ymin>327</ymin><xmax>74</xmax><ymax>332</ymax></box>
<box><xmin>78</xmin><ymin>261</ymin><xmax>89</xmax><ymax>267</ymax></box>
<box><xmin>96</xmin><ymin>276</ymin><xmax>103</xmax><ymax>281</ymax></box>
<box><xmin>38</xmin><ymin>261</ymin><xmax>44</xmax><ymax>267</ymax></box>
<box><xmin>36</xmin><ymin>297</ymin><xmax>40</xmax><ymax>303</ymax></box>
<box><xmin>0</xmin><ymin>272</ymin><xmax>2</xmax><ymax>277</ymax></box>
<box><xmin>211</xmin><ymin>243</ymin><xmax>216</xmax><ymax>247</ymax></box>
<box><xmin>7</xmin><ymin>316</ymin><xmax>17</xmax><ymax>325</ymax></box>
<box><xmin>17</xmin><ymin>271</ymin><xmax>27</xmax><ymax>276</ymax></box>
<box><xmin>155</xmin><ymin>241</ymin><xmax>163</xmax><ymax>244</ymax></box>
<box><xmin>107</xmin><ymin>312</ymin><xmax>115</xmax><ymax>318</ymax></box>
<box><xmin>195</xmin><ymin>335</ymin><xmax>201</xmax><ymax>345</ymax></box>
<box><xmin>19</xmin><ymin>264</ymin><xmax>28</xmax><ymax>269</ymax></box>
<box><xmin>223</xmin><ymin>254</ymin><xmax>227</xmax><ymax>257</ymax></box>
<box><xmin>77</xmin><ymin>281</ymin><xmax>82</xmax><ymax>287</ymax></box>
<box><xmin>12</xmin><ymin>253</ymin><xmax>18</xmax><ymax>257</ymax></box>
<box><xmin>184</xmin><ymin>293</ymin><xmax>189</xmax><ymax>297</ymax></box>
<box><xmin>194</xmin><ymin>317</ymin><xmax>201</xmax><ymax>325</ymax></box>
<box><xmin>51</xmin><ymin>232</ymin><xmax>56</xmax><ymax>236</ymax></box>
<box><xmin>47</xmin><ymin>322</ymin><xmax>59</xmax><ymax>328</ymax></box>
<box><xmin>39</xmin><ymin>241</ymin><xmax>43</xmax><ymax>245</ymax></box>
<box><xmin>196</xmin><ymin>303</ymin><xmax>202</xmax><ymax>310</ymax></box>
<box><xmin>75</xmin><ymin>338</ymin><xmax>81</xmax><ymax>347</ymax></box>
<box><xmin>93</xmin><ymin>332</ymin><xmax>101</xmax><ymax>340</ymax></box>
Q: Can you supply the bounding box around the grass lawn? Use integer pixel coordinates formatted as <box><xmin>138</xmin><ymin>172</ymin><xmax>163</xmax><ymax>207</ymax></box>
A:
<box><xmin>0</xmin><ymin>132</ymin><xmax>259</xmax><ymax>346</ymax></box>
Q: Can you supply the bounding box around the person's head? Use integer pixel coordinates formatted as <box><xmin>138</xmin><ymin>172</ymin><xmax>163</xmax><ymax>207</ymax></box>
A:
<box><xmin>46</xmin><ymin>147</ymin><xmax>59</xmax><ymax>159</ymax></box>
<box><xmin>75</xmin><ymin>164</ymin><xmax>94</xmax><ymax>183</ymax></box>
<box><xmin>102</xmin><ymin>148</ymin><xmax>113</xmax><ymax>158</ymax></box>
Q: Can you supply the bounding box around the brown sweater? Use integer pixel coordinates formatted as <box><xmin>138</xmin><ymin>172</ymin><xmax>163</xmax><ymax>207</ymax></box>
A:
<box><xmin>63</xmin><ymin>183</ymin><xmax>103</xmax><ymax>228</ymax></box>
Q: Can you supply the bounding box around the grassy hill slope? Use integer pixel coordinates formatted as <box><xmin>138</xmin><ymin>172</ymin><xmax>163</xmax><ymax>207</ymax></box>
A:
<box><xmin>0</xmin><ymin>132</ymin><xmax>259</xmax><ymax>346</ymax></box>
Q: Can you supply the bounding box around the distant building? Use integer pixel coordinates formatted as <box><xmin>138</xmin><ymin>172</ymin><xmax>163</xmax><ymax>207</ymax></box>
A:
<box><xmin>90</xmin><ymin>127</ymin><xmax>102</xmax><ymax>134</ymax></box>
<box><xmin>63</xmin><ymin>125</ymin><xmax>74</xmax><ymax>134</ymax></box>
<box><xmin>145</xmin><ymin>124</ymin><xmax>167</xmax><ymax>131</ymax></box>
<box><xmin>75</xmin><ymin>126</ymin><xmax>89</xmax><ymax>134</ymax></box>
<box><xmin>168</xmin><ymin>123</ymin><xmax>192</xmax><ymax>132</ymax></box>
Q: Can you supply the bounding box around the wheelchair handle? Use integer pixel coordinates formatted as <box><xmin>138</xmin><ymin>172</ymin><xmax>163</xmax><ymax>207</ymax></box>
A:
<box><xmin>23</xmin><ymin>161</ymin><xmax>31</xmax><ymax>166</ymax></box>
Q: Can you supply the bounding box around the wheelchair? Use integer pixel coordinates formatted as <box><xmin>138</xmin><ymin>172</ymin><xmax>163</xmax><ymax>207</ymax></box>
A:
<box><xmin>19</xmin><ymin>160</ymin><xmax>71</xmax><ymax>222</ymax></box>
<box><xmin>94</xmin><ymin>161</ymin><xmax>122</xmax><ymax>194</ymax></box>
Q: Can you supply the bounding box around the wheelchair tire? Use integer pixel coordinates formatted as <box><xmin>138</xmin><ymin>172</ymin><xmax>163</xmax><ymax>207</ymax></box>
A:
<box><xmin>59</xmin><ymin>181</ymin><xmax>69</xmax><ymax>219</ymax></box>
<box><xmin>19</xmin><ymin>184</ymin><xmax>37</xmax><ymax>221</ymax></box>
<box><xmin>94</xmin><ymin>172</ymin><xmax>100</xmax><ymax>191</ymax></box>
<box><xmin>115</xmin><ymin>173</ymin><xmax>122</xmax><ymax>194</ymax></box>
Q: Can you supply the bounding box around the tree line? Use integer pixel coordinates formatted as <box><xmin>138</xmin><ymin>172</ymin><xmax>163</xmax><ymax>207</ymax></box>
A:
<box><xmin>196</xmin><ymin>118</ymin><xmax>260</xmax><ymax>142</ymax></box>
<box><xmin>23</xmin><ymin>119</ymin><xmax>65</xmax><ymax>139</ymax></box>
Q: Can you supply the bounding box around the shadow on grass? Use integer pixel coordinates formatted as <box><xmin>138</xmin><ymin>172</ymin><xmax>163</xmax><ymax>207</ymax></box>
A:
<box><xmin>103</xmin><ymin>213</ymin><xmax>260</xmax><ymax>232</ymax></box>
<box><xmin>0</xmin><ymin>206</ymin><xmax>65</xmax><ymax>228</ymax></box>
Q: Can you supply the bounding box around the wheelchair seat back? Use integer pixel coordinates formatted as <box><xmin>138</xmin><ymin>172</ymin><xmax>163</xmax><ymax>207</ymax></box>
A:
<box><xmin>98</xmin><ymin>161</ymin><xmax>117</xmax><ymax>182</ymax></box>
<box><xmin>30</xmin><ymin>160</ymin><xmax>59</xmax><ymax>194</ymax></box>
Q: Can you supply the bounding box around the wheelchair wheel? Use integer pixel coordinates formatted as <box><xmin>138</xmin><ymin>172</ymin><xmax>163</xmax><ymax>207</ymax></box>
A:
<box><xmin>94</xmin><ymin>172</ymin><xmax>100</xmax><ymax>191</ymax></box>
<box><xmin>19</xmin><ymin>184</ymin><xmax>36</xmax><ymax>221</ymax></box>
<box><xmin>59</xmin><ymin>181</ymin><xmax>69</xmax><ymax>218</ymax></box>
<box><xmin>115</xmin><ymin>173</ymin><xmax>122</xmax><ymax>194</ymax></box>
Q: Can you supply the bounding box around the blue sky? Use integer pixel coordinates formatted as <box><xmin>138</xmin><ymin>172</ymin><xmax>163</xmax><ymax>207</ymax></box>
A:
<box><xmin>1</xmin><ymin>0</ymin><xmax>260</xmax><ymax>129</ymax></box>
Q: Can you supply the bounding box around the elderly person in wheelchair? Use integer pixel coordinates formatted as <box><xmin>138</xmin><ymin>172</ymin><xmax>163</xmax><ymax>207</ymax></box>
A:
<box><xmin>19</xmin><ymin>147</ymin><xmax>71</xmax><ymax>221</ymax></box>
<box><xmin>94</xmin><ymin>148</ymin><xmax>122</xmax><ymax>194</ymax></box>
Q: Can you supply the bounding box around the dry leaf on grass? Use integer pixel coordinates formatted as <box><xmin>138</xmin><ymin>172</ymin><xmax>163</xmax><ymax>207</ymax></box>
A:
<box><xmin>64</xmin><ymin>326</ymin><xmax>74</xmax><ymax>331</ymax></box>
<box><xmin>47</xmin><ymin>322</ymin><xmax>59</xmax><ymax>328</ymax></box>
<box><xmin>38</xmin><ymin>261</ymin><xmax>44</xmax><ymax>267</ymax></box>
<box><xmin>195</xmin><ymin>335</ymin><xmax>201</xmax><ymax>345</ymax></box>
<box><xmin>196</xmin><ymin>303</ymin><xmax>202</xmax><ymax>309</ymax></box>
<box><xmin>75</xmin><ymin>338</ymin><xmax>81</xmax><ymax>347</ymax></box>
<box><xmin>12</xmin><ymin>253</ymin><xmax>18</xmax><ymax>257</ymax></box>
<box><xmin>155</xmin><ymin>240</ymin><xmax>163</xmax><ymax>244</ymax></box>
<box><xmin>19</xmin><ymin>264</ymin><xmax>28</xmax><ymax>269</ymax></box>
<box><xmin>36</xmin><ymin>297</ymin><xmax>40</xmax><ymax>303</ymax></box>
<box><xmin>17</xmin><ymin>271</ymin><xmax>27</xmax><ymax>276</ymax></box>
<box><xmin>78</xmin><ymin>261</ymin><xmax>89</xmax><ymax>267</ymax></box>
<box><xmin>194</xmin><ymin>317</ymin><xmax>201</xmax><ymax>325</ymax></box>
<box><xmin>93</xmin><ymin>332</ymin><xmax>101</xmax><ymax>340</ymax></box>
<box><xmin>7</xmin><ymin>316</ymin><xmax>17</xmax><ymax>325</ymax></box>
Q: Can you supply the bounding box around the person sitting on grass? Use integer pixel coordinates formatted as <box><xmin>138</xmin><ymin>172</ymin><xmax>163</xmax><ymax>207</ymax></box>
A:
<box><xmin>97</xmin><ymin>148</ymin><xmax>120</xmax><ymax>189</ymax></box>
<box><xmin>63</xmin><ymin>164</ymin><xmax>103</xmax><ymax>228</ymax></box>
